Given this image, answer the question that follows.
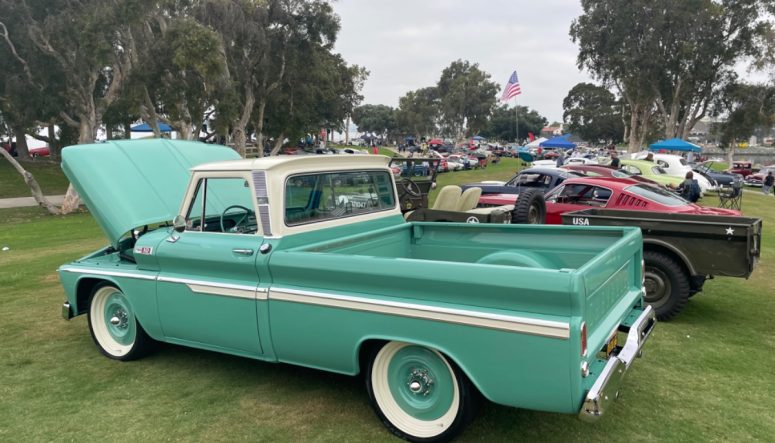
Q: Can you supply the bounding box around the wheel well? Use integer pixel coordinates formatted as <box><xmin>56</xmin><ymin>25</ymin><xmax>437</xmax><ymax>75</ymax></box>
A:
<box><xmin>355</xmin><ymin>338</ymin><xmax>484</xmax><ymax>399</ymax></box>
<box><xmin>642</xmin><ymin>243</ymin><xmax>691</xmax><ymax>276</ymax></box>
<box><xmin>75</xmin><ymin>278</ymin><xmax>110</xmax><ymax>315</ymax></box>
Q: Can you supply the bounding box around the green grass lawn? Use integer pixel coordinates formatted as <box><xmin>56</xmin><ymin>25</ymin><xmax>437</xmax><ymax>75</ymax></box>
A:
<box><xmin>0</xmin><ymin>159</ymin><xmax>70</xmax><ymax>199</ymax></box>
<box><xmin>1</xmin><ymin>163</ymin><xmax>774</xmax><ymax>441</ymax></box>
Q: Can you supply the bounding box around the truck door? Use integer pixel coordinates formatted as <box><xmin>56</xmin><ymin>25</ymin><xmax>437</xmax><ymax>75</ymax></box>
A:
<box><xmin>155</xmin><ymin>174</ymin><xmax>264</xmax><ymax>356</ymax></box>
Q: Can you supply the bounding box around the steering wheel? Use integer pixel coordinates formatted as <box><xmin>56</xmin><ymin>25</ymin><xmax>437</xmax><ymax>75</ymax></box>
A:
<box><xmin>400</xmin><ymin>178</ymin><xmax>422</xmax><ymax>198</ymax></box>
<box><xmin>220</xmin><ymin>205</ymin><xmax>253</xmax><ymax>233</ymax></box>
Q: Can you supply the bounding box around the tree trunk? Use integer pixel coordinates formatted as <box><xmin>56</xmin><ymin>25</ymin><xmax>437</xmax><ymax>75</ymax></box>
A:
<box><xmin>106</xmin><ymin>125</ymin><xmax>114</xmax><ymax>140</ymax></box>
<box><xmin>628</xmin><ymin>104</ymin><xmax>641</xmax><ymax>152</ymax></box>
<box><xmin>0</xmin><ymin>148</ymin><xmax>60</xmax><ymax>215</ymax></box>
<box><xmin>255</xmin><ymin>100</ymin><xmax>267</xmax><ymax>158</ymax></box>
<box><xmin>13</xmin><ymin>126</ymin><xmax>31</xmax><ymax>161</ymax></box>
<box><xmin>47</xmin><ymin>124</ymin><xmax>61</xmax><ymax>161</ymax></box>
<box><xmin>232</xmin><ymin>128</ymin><xmax>248</xmax><ymax>158</ymax></box>
<box><xmin>124</xmin><ymin>122</ymin><xmax>132</xmax><ymax>139</ymax></box>
<box><xmin>345</xmin><ymin>116</ymin><xmax>351</xmax><ymax>144</ymax></box>
<box><xmin>726</xmin><ymin>141</ymin><xmax>736</xmax><ymax>165</ymax></box>
<box><xmin>270</xmin><ymin>134</ymin><xmax>285</xmax><ymax>156</ymax></box>
<box><xmin>62</xmin><ymin>117</ymin><xmax>98</xmax><ymax>214</ymax></box>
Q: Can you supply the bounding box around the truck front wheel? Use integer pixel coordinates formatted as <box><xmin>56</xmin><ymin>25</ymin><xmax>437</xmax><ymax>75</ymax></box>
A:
<box><xmin>643</xmin><ymin>251</ymin><xmax>690</xmax><ymax>321</ymax></box>
<box><xmin>88</xmin><ymin>283</ymin><xmax>153</xmax><ymax>361</ymax></box>
<box><xmin>366</xmin><ymin>341</ymin><xmax>477</xmax><ymax>442</ymax></box>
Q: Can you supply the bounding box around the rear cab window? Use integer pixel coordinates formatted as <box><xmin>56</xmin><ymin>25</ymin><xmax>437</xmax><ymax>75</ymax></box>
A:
<box><xmin>285</xmin><ymin>170</ymin><xmax>396</xmax><ymax>226</ymax></box>
<box><xmin>625</xmin><ymin>184</ymin><xmax>687</xmax><ymax>206</ymax></box>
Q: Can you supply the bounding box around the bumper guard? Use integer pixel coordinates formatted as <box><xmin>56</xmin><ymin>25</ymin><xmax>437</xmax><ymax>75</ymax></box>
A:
<box><xmin>579</xmin><ymin>304</ymin><xmax>656</xmax><ymax>422</ymax></box>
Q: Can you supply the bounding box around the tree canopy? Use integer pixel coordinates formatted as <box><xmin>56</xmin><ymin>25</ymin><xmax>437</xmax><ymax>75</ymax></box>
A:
<box><xmin>562</xmin><ymin>82</ymin><xmax>623</xmax><ymax>144</ymax></box>
<box><xmin>571</xmin><ymin>0</ymin><xmax>774</xmax><ymax>150</ymax></box>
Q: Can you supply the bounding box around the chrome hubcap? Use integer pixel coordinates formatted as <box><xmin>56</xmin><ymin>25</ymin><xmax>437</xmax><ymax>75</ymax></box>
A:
<box><xmin>111</xmin><ymin>309</ymin><xmax>129</xmax><ymax>330</ymax></box>
<box><xmin>406</xmin><ymin>368</ymin><xmax>434</xmax><ymax>396</ymax></box>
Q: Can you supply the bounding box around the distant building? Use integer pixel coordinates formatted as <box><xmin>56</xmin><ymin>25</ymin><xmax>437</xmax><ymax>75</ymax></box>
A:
<box><xmin>540</xmin><ymin>124</ymin><xmax>563</xmax><ymax>138</ymax></box>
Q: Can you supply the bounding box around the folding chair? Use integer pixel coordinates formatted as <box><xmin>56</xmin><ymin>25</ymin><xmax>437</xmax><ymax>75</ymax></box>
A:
<box><xmin>718</xmin><ymin>181</ymin><xmax>742</xmax><ymax>210</ymax></box>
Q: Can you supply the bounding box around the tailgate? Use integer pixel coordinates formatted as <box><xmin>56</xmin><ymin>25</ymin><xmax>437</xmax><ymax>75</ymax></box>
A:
<box><xmin>575</xmin><ymin>225</ymin><xmax>644</xmax><ymax>356</ymax></box>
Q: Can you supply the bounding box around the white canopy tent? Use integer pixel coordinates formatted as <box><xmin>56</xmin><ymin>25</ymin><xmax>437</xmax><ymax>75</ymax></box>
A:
<box><xmin>526</xmin><ymin>137</ymin><xmax>548</xmax><ymax>148</ymax></box>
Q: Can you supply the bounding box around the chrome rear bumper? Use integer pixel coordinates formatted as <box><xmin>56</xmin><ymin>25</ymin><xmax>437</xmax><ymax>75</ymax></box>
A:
<box><xmin>579</xmin><ymin>304</ymin><xmax>656</xmax><ymax>422</ymax></box>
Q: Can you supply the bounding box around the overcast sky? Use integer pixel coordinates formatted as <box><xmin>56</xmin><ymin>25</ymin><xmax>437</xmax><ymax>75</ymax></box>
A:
<box><xmin>331</xmin><ymin>0</ymin><xmax>596</xmax><ymax>124</ymax></box>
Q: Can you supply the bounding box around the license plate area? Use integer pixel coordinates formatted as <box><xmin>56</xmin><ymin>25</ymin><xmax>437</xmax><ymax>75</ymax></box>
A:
<box><xmin>598</xmin><ymin>331</ymin><xmax>620</xmax><ymax>359</ymax></box>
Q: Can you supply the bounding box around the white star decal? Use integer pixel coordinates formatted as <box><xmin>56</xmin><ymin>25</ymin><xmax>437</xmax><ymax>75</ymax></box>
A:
<box><xmin>725</xmin><ymin>227</ymin><xmax>734</xmax><ymax>236</ymax></box>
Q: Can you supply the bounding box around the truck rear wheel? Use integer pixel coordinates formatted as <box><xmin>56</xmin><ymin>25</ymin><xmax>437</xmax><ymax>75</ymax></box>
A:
<box><xmin>511</xmin><ymin>189</ymin><xmax>546</xmax><ymax>224</ymax></box>
<box><xmin>366</xmin><ymin>341</ymin><xmax>477</xmax><ymax>442</ymax></box>
<box><xmin>643</xmin><ymin>251</ymin><xmax>690</xmax><ymax>321</ymax></box>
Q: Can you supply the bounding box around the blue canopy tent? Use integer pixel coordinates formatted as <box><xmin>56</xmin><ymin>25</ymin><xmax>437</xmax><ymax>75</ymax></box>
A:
<box><xmin>539</xmin><ymin>135</ymin><xmax>577</xmax><ymax>149</ymax></box>
<box><xmin>648</xmin><ymin>138</ymin><xmax>701</xmax><ymax>152</ymax></box>
<box><xmin>471</xmin><ymin>135</ymin><xmax>486</xmax><ymax>141</ymax></box>
<box><xmin>131</xmin><ymin>122</ymin><xmax>173</xmax><ymax>133</ymax></box>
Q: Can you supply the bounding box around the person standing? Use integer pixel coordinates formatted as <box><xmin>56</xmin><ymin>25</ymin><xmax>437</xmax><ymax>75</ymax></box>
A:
<box><xmin>610</xmin><ymin>151</ymin><xmax>620</xmax><ymax>168</ymax></box>
<box><xmin>763</xmin><ymin>171</ymin><xmax>774</xmax><ymax>196</ymax></box>
<box><xmin>678</xmin><ymin>171</ymin><xmax>701</xmax><ymax>203</ymax></box>
<box><xmin>556</xmin><ymin>150</ymin><xmax>565</xmax><ymax>167</ymax></box>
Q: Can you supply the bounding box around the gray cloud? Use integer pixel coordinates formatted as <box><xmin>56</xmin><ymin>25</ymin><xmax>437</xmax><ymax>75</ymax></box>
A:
<box><xmin>332</xmin><ymin>0</ymin><xmax>596</xmax><ymax>122</ymax></box>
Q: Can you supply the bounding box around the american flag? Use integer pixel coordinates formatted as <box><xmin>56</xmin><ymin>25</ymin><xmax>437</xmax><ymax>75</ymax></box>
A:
<box><xmin>500</xmin><ymin>71</ymin><xmax>522</xmax><ymax>101</ymax></box>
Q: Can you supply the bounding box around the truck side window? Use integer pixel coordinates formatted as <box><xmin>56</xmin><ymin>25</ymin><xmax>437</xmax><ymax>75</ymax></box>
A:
<box><xmin>285</xmin><ymin>170</ymin><xmax>396</xmax><ymax>226</ymax></box>
<box><xmin>185</xmin><ymin>177</ymin><xmax>257</xmax><ymax>234</ymax></box>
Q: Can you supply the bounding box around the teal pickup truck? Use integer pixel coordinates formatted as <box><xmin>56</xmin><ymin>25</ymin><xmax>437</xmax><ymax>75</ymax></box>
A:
<box><xmin>59</xmin><ymin>139</ymin><xmax>655</xmax><ymax>442</ymax></box>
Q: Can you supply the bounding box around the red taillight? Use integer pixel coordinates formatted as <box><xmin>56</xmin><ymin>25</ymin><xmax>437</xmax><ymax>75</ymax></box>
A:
<box><xmin>580</xmin><ymin>322</ymin><xmax>588</xmax><ymax>356</ymax></box>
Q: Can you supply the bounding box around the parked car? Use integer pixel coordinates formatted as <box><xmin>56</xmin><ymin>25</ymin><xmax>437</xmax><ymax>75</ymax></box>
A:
<box><xmin>634</xmin><ymin>153</ymin><xmax>713</xmax><ymax>192</ymax></box>
<box><xmin>29</xmin><ymin>145</ymin><xmax>50</xmax><ymax>157</ymax></box>
<box><xmin>564</xmin><ymin>156</ymin><xmax>599</xmax><ymax>166</ymax></box>
<box><xmin>693</xmin><ymin>162</ymin><xmax>741</xmax><ymax>187</ymax></box>
<box><xmin>560</xmin><ymin>164</ymin><xmax>662</xmax><ymax>187</ymax></box>
<box><xmin>58</xmin><ymin>139</ymin><xmax>655</xmax><ymax>441</ymax></box>
<box><xmin>619</xmin><ymin>159</ymin><xmax>683</xmax><ymax>188</ymax></box>
<box><xmin>478</xmin><ymin>177</ymin><xmax>739</xmax><ymax>224</ymax></box>
<box><xmin>462</xmin><ymin>167</ymin><xmax>583</xmax><ymax>196</ymax></box>
<box><xmin>448</xmin><ymin>154</ymin><xmax>478</xmax><ymax>170</ymax></box>
<box><xmin>744</xmin><ymin>165</ymin><xmax>775</xmax><ymax>186</ymax></box>
<box><xmin>727</xmin><ymin>161</ymin><xmax>754</xmax><ymax>177</ymax></box>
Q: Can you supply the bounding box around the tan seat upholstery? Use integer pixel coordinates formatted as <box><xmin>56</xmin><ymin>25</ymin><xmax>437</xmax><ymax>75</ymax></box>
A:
<box><xmin>456</xmin><ymin>187</ymin><xmax>482</xmax><ymax>211</ymax></box>
<box><xmin>432</xmin><ymin>185</ymin><xmax>462</xmax><ymax>211</ymax></box>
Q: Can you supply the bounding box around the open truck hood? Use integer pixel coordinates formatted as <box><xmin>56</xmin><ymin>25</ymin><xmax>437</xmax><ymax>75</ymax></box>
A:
<box><xmin>61</xmin><ymin>139</ymin><xmax>241</xmax><ymax>247</ymax></box>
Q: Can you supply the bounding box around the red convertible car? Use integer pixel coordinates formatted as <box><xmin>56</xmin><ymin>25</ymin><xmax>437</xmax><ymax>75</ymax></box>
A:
<box><xmin>478</xmin><ymin>177</ymin><xmax>740</xmax><ymax>224</ymax></box>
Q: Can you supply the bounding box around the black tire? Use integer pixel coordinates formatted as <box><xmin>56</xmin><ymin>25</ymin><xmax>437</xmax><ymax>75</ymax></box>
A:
<box><xmin>87</xmin><ymin>282</ymin><xmax>154</xmax><ymax>361</ymax></box>
<box><xmin>366</xmin><ymin>341</ymin><xmax>478</xmax><ymax>442</ymax></box>
<box><xmin>511</xmin><ymin>189</ymin><xmax>546</xmax><ymax>224</ymax></box>
<box><xmin>643</xmin><ymin>251</ymin><xmax>690</xmax><ymax>321</ymax></box>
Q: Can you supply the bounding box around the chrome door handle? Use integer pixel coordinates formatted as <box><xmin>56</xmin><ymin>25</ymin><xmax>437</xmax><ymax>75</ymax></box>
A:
<box><xmin>232</xmin><ymin>248</ymin><xmax>254</xmax><ymax>256</ymax></box>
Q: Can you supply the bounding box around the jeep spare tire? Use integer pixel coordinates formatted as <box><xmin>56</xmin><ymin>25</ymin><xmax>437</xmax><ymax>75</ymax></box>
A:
<box><xmin>511</xmin><ymin>189</ymin><xmax>546</xmax><ymax>224</ymax></box>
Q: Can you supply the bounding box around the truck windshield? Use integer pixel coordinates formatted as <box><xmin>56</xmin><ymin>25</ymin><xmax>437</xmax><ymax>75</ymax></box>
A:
<box><xmin>625</xmin><ymin>184</ymin><xmax>687</xmax><ymax>206</ymax></box>
<box><xmin>285</xmin><ymin>170</ymin><xmax>396</xmax><ymax>225</ymax></box>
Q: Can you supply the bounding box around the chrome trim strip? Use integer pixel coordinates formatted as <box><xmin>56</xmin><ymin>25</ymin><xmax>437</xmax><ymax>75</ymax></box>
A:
<box><xmin>186</xmin><ymin>284</ymin><xmax>255</xmax><ymax>299</ymax></box>
<box><xmin>58</xmin><ymin>266</ymin><xmax>157</xmax><ymax>281</ymax></box>
<box><xmin>269</xmin><ymin>287</ymin><xmax>570</xmax><ymax>339</ymax></box>
<box><xmin>157</xmin><ymin>276</ymin><xmax>253</xmax><ymax>291</ymax></box>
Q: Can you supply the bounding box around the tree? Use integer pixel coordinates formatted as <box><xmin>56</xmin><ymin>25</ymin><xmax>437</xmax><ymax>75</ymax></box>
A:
<box><xmin>713</xmin><ymin>82</ymin><xmax>775</xmax><ymax>163</ymax></box>
<box><xmin>352</xmin><ymin>105</ymin><xmax>396</xmax><ymax>138</ymax></box>
<box><xmin>571</xmin><ymin>0</ymin><xmax>773</xmax><ymax>151</ymax></box>
<box><xmin>395</xmin><ymin>87</ymin><xmax>439</xmax><ymax>138</ymax></box>
<box><xmin>563</xmin><ymin>82</ymin><xmax>623</xmax><ymax>144</ymax></box>
<box><xmin>481</xmin><ymin>105</ymin><xmax>547</xmax><ymax>142</ymax></box>
<box><xmin>436</xmin><ymin>60</ymin><xmax>498</xmax><ymax>137</ymax></box>
<box><xmin>197</xmin><ymin>0</ymin><xmax>271</xmax><ymax>155</ymax></box>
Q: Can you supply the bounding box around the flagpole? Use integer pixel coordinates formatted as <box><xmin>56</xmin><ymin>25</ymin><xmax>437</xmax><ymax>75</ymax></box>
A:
<box><xmin>514</xmin><ymin>97</ymin><xmax>519</xmax><ymax>144</ymax></box>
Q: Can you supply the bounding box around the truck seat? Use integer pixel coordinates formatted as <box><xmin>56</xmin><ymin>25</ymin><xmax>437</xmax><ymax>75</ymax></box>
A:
<box><xmin>432</xmin><ymin>186</ymin><xmax>462</xmax><ymax>211</ymax></box>
<box><xmin>457</xmin><ymin>187</ymin><xmax>482</xmax><ymax>211</ymax></box>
